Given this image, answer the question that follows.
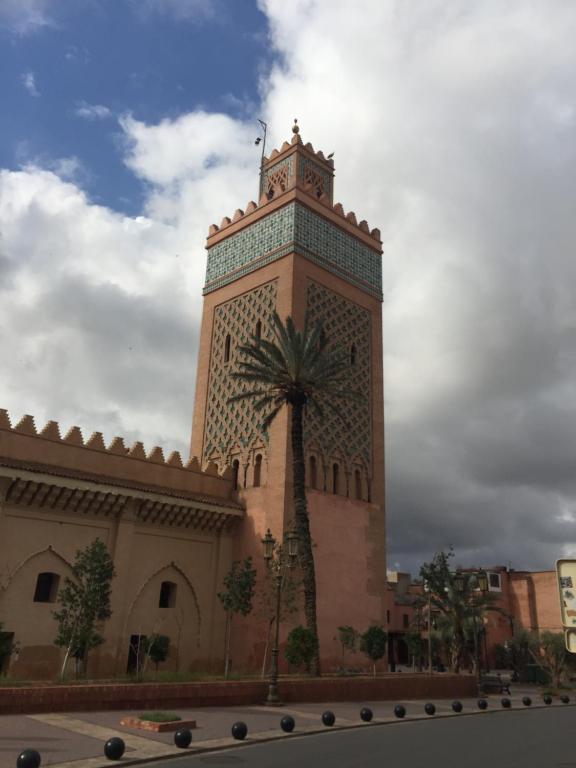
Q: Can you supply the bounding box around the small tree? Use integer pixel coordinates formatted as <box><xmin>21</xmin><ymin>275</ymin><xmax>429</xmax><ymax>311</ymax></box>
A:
<box><xmin>502</xmin><ymin>630</ymin><xmax>533</xmax><ymax>679</ymax></box>
<box><xmin>405</xmin><ymin>631</ymin><xmax>423</xmax><ymax>671</ymax></box>
<box><xmin>530</xmin><ymin>631</ymin><xmax>574</xmax><ymax>689</ymax></box>
<box><xmin>144</xmin><ymin>634</ymin><xmax>170</xmax><ymax>676</ymax></box>
<box><xmin>218</xmin><ymin>557</ymin><xmax>257</xmax><ymax>679</ymax></box>
<box><xmin>337</xmin><ymin>625</ymin><xmax>359</xmax><ymax>668</ymax></box>
<box><xmin>285</xmin><ymin>625</ymin><xmax>318</xmax><ymax>673</ymax></box>
<box><xmin>360</xmin><ymin>625</ymin><xmax>387</xmax><ymax>678</ymax></box>
<box><xmin>53</xmin><ymin>538</ymin><xmax>116</xmax><ymax>680</ymax></box>
<box><xmin>256</xmin><ymin>550</ymin><xmax>301</xmax><ymax>678</ymax></box>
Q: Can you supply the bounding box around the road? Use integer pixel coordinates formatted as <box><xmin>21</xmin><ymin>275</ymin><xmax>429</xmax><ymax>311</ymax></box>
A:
<box><xmin>144</xmin><ymin>707</ymin><xmax>576</xmax><ymax>768</ymax></box>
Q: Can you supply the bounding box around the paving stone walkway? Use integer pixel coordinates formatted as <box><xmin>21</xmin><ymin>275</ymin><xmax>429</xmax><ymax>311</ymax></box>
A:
<box><xmin>0</xmin><ymin>686</ymin><xmax>570</xmax><ymax>768</ymax></box>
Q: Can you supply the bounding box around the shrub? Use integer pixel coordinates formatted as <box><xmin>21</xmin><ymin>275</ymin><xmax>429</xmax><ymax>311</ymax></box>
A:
<box><xmin>285</xmin><ymin>626</ymin><xmax>318</xmax><ymax>673</ymax></box>
<box><xmin>360</xmin><ymin>625</ymin><xmax>387</xmax><ymax>678</ymax></box>
<box><xmin>138</xmin><ymin>712</ymin><xmax>181</xmax><ymax>723</ymax></box>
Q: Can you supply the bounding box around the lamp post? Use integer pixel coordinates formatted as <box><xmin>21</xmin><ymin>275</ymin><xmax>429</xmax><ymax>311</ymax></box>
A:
<box><xmin>424</xmin><ymin>580</ymin><xmax>433</xmax><ymax>675</ymax></box>
<box><xmin>475</xmin><ymin>570</ymin><xmax>489</xmax><ymax>676</ymax></box>
<box><xmin>262</xmin><ymin>525</ymin><xmax>298</xmax><ymax>706</ymax></box>
<box><xmin>455</xmin><ymin>570</ymin><xmax>489</xmax><ymax>684</ymax></box>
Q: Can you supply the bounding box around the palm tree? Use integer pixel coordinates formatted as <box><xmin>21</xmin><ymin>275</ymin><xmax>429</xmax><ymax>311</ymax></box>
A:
<box><xmin>432</xmin><ymin>578</ymin><xmax>500</xmax><ymax>673</ymax></box>
<box><xmin>421</xmin><ymin>551</ymin><xmax>503</xmax><ymax>674</ymax></box>
<box><xmin>229</xmin><ymin>311</ymin><xmax>359</xmax><ymax>676</ymax></box>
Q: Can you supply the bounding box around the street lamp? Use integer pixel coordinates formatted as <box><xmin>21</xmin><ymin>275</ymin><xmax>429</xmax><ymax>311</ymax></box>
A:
<box><xmin>261</xmin><ymin>523</ymin><xmax>299</xmax><ymax>705</ymax></box>
<box><xmin>423</xmin><ymin>580</ymin><xmax>433</xmax><ymax>676</ymax></box>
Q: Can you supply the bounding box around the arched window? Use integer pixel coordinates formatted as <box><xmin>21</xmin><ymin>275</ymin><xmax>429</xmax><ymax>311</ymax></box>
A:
<box><xmin>350</xmin><ymin>344</ymin><xmax>357</xmax><ymax>366</ymax></box>
<box><xmin>319</xmin><ymin>328</ymin><xmax>327</xmax><ymax>351</ymax></box>
<box><xmin>232</xmin><ymin>459</ymin><xmax>240</xmax><ymax>490</ymax></box>
<box><xmin>33</xmin><ymin>572</ymin><xmax>60</xmax><ymax>603</ymax></box>
<box><xmin>224</xmin><ymin>333</ymin><xmax>231</xmax><ymax>363</ymax></box>
<box><xmin>332</xmin><ymin>463</ymin><xmax>340</xmax><ymax>495</ymax></box>
<box><xmin>159</xmin><ymin>581</ymin><xmax>177</xmax><ymax>608</ymax></box>
<box><xmin>253</xmin><ymin>454</ymin><xmax>262</xmax><ymax>487</ymax></box>
<box><xmin>354</xmin><ymin>469</ymin><xmax>362</xmax><ymax>500</ymax></box>
<box><xmin>255</xmin><ymin>320</ymin><xmax>262</xmax><ymax>343</ymax></box>
<box><xmin>309</xmin><ymin>456</ymin><xmax>317</xmax><ymax>489</ymax></box>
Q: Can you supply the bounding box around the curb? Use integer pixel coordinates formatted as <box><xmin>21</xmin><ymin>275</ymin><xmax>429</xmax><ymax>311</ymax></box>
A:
<box><xmin>55</xmin><ymin>701</ymin><xmax>576</xmax><ymax>768</ymax></box>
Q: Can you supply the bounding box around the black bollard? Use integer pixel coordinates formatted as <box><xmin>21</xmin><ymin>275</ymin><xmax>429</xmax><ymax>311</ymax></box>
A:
<box><xmin>280</xmin><ymin>715</ymin><xmax>295</xmax><ymax>733</ymax></box>
<box><xmin>522</xmin><ymin>696</ymin><xmax>532</xmax><ymax>706</ymax></box>
<box><xmin>360</xmin><ymin>707</ymin><xmax>373</xmax><ymax>723</ymax></box>
<box><xmin>394</xmin><ymin>704</ymin><xmax>406</xmax><ymax>719</ymax></box>
<box><xmin>561</xmin><ymin>695</ymin><xmax>570</xmax><ymax>704</ymax></box>
<box><xmin>501</xmin><ymin>698</ymin><xmax>511</xmax><ymax>708</ymax></box>
<box><xmin>104</xmin><ymin>737</ymin><xmax>125</xmax><ymax>761</ymax></box>
<box><xmin>174</xmin><ymin>729</ymin><xmax>192</xmax><ymax>749</ymax></box>
<box><xmin>451</xmin><ymin>701</ymin><xmax>463</xmax><ymax>713</ymax></box>
<box><xmin>543</xmin><ymin>695</ymin><xmax>552</xmax><ymax>706</ymax></box>
<box><xmin>231</xmin><ymin>722</ymin><xmax>248</xmax><ymax>740</ymax></box>
<box><xmin>477</xmin><ymin>699</ymin><xmax>488</xmax><ymax>710</ymax></box>
<box><xmin>424</xmin><ymin>703</ymin><xmax>436</xmax><ymax>716</ymax></box>
<box><xmin>322</xmin><ymin>711</ymin><xmax>335</xmax><ymax>727</ymax></box>
<box><xmin>16</xmin><ymin>749</ymin><xmax>41</xmax><ymax>768</ymax></box>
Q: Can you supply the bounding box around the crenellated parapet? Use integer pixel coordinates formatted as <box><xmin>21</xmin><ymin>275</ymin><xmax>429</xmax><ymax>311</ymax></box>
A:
<box><xmin>0</xmin><ymin>409</ymin><xmax>237</xmax><ymax>505</ymax></box>
<box><xmin>207</xmin><ymin>195</ymin><xmax>380</xmax><ymax>244</ymax></box>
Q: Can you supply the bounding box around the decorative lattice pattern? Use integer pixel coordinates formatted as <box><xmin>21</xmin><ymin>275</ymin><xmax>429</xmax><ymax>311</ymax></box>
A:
<box><xmin>203</xmin><ymin>281</ymin><xmax>278</xmax><ymax>464</ymax></box>
<box><xmin>304</xmin><ymin>282</ymin><xmax>372</xmax><ymax>472</ymax></box>
<box><xmin>260</xmin><ymin>156</ymin><xmax>294</xmax><ymax>199</ymax></box>
<box><xmin>205</xmin><ymin>203</ymin><xmax>382</xmax><ymax>299</ymax></box>
<box><xmin>299</xmin><ymin>157</ymin><xmax>333</xmax><ymax>200</ymax></box>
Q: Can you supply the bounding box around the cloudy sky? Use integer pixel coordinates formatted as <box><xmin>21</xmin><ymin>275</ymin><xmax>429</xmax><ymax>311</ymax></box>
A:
<box><xmin>1</xmin><ymin>0</ymin><xmax>576</xmax><ymax>575</ymax></box>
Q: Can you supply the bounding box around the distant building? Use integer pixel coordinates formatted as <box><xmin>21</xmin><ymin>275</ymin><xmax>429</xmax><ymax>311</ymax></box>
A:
<box><xmin>386</xmin><ymin>567</ymin><xmax>562</xmax><ymax>669</ymax></box>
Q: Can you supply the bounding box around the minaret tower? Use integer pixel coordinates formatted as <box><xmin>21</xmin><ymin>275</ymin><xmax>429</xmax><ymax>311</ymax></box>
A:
<box><xmin>191</xmin><ymin>121</ymin><xmax>386</xmax><ymax>669</ymax></box>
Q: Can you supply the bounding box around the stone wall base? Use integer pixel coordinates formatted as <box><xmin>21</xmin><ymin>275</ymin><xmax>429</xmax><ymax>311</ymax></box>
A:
<box><xmin>0</xmin><ymin>674</ymin><xmax>477</xmax><ymax>715</ymax></box>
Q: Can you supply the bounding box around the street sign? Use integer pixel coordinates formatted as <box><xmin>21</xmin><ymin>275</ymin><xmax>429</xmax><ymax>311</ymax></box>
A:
<box><xmin>565</xmin><ymin>629</ymin><xmax>576</xmax><ymax>654</ymax></box>
<box><xmin>556</xmin><ymin>559</ymin><xmax>576</xmax><ymax>629</ymax></box>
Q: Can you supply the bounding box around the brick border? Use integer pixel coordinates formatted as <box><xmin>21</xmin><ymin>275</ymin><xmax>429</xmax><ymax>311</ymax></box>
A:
<box><xmin>0</xmin><ymin>675</ymin><xmax>477</xmax><ymax>715</ymax></box>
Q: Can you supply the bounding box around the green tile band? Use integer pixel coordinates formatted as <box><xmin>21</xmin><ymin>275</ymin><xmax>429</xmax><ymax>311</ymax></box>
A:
<box><xmin>204</xmin><ymin>202</ymin><xmax>382</xmax><ymax>299</ymax></box>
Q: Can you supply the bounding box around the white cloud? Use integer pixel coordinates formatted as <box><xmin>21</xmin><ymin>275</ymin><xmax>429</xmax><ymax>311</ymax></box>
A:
<box><xmin>255</xmin><ymin>0</ymin><xmax>576</xmax><ymax>572</ymax></box>
<box><xmin>0</xmin><ymin>0</ymin><xmax>54</xmax><ymax>34</ymax></box>
<box><xmin>2</xmin><ymin>0</ymin><xmax>576</xmax><ymax>574</ymax></box>
<box><xmin>74</xmin><ymin>102</ymin><xmax>112</xmax><ymax>120</ymax></box>
<box><xmin>129</xmin><ymin>0</ymin><xmax>217</xmax><ymax>22</ymax></box>
<box><xmin>21</xmin><ymin>71</ymin><xmax>40</xmax><ymax>97</ymax></box>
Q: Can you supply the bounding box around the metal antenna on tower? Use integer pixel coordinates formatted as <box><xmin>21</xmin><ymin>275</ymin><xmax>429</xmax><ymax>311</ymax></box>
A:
<box><xmin>255</xmin><ymin>119</ymin><xmax>268</xmax><ymax>198</ymax></box>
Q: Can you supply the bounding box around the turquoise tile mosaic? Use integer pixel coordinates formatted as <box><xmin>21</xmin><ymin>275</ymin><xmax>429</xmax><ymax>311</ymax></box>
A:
<box><xmin>204</xmin><ymin>202</ymin><xmax>382</xmax><ymax>299</ymax></box>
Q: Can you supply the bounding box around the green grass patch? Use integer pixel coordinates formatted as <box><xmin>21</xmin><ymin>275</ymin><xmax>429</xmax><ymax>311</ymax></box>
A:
<box><xmin>138</xmin><ymin>711</ymin><xmax>182</xmax><ymax>723</ymax></box>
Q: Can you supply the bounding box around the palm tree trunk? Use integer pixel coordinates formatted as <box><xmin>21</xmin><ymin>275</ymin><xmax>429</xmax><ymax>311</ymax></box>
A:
<box><xmin>291</xmin><ymin>399</ymin><xmax>321</xmax><ymax>676</ymax></box>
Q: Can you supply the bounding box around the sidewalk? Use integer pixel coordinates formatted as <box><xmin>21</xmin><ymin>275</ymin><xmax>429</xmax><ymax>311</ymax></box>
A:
<box><xmin>0</xmin><ymin>687</ymin><xmax>570</xmax><ymax>768</ymax></box>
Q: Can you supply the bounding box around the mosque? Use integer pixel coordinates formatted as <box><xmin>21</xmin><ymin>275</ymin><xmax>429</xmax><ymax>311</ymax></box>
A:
<box><xmin>0</xmin><ymin>122</ymin><xmax>387</xmax><ymax>679</ymax></box>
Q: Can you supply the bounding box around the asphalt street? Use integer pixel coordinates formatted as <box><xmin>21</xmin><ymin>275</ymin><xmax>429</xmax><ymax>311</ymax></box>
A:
<box><xmin>144</xmin><ymin>707</ymin><xmax>576</xmax><ymax>768</ymax></box>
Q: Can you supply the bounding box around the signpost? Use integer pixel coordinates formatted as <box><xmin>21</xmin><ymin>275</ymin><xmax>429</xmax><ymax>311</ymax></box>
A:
<box><xmin>556</xmin><ymin>559</ymin><xmax>576</xmax><ymax>652</ymax></box>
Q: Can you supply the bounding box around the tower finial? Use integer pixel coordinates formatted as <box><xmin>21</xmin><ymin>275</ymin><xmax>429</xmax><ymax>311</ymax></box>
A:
<box><xmin>292</xmin><ymin>118</ymin><xmax>299</xmax><ymax>134</ymax></box>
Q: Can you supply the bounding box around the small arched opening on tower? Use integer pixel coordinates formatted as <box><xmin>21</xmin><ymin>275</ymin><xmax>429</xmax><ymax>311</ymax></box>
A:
<box><xmin>159</xmin><ymin>580</ymin><xmax>177</xmax><ymax>608</ymax></box>
<box><xmin>308</xmin><ymin>455</ymin><xmax>317</xmax><ymax>489</ymax></box>
<box><xmin>253</xmin><ymin>453</ymin><xmax>262</xmax><ymax>487</ymax></box>
<box><xmin>255</xmin><ymin>320</ymin><xmax>262</xmax><ymax>344</ymax></box>
<box><xmin>224</xmin><ymin>333</ymin><xmax>231</xmax><ymax>363</ymax></box>
<box><xmin>350</xmin><ymin>343</ymin><xmax>357</xmax><ymax>366</ymax></box>
<box><xmin>232</xmin><ymin>458</ymin><xmax>240</xmax><ymax>490</ymax></box>
<box><xmin>332</xmin><ymin>462</ymin><xmax>340</xmax><ymax>495</ymax></box>
<box><xmin>33</xmin><ymin>572</ymin><xmax>60</xmax><ymax>603</ymax></box>
<box><xmin>354</xmin><ymin>468</ymin><xmax>362</xmax><ymax>500</ymax></box>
